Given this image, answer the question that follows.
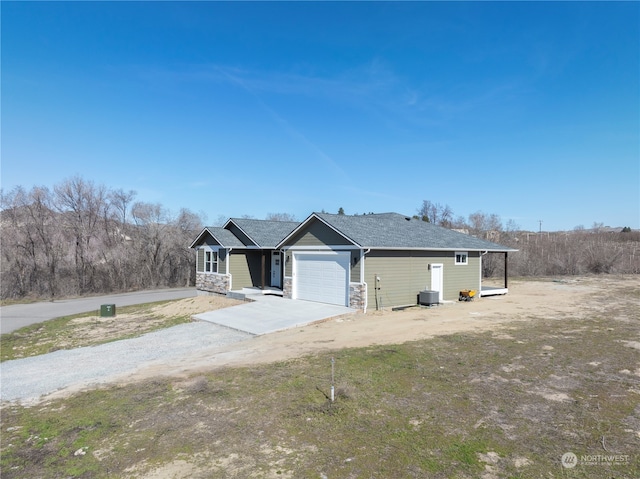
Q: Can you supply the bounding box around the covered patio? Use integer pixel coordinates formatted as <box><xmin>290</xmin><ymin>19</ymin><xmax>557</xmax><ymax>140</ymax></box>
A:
<box><xmin>480</xmin><ymin>251</ymin><xmax>511</xmax><ymax>297</ymax></box>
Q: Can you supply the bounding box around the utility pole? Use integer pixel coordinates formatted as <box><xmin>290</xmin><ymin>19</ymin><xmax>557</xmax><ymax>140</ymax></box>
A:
<box><xmin>538</xmin><ymin>220</ymin><xmax>543</xmax><ymax>233</ymax></box>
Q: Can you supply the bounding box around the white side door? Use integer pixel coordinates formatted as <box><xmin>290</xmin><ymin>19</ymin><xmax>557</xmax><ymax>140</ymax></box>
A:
<box><xmin>431</xmin><ymin>263</ymin><xmax>443</xmax><ymax>302</ymax></box>
<box><xmin>270</xmin><ymin>251</ymin><xmax>282</xmax><ymax>288</ymax></box>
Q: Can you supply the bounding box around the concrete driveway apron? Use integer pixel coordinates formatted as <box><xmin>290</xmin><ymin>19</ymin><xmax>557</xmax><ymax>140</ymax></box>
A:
<box><xmin>192</xmin><ymin>294</ymin><xmax>355</xmax><ymax>335</ymax></box>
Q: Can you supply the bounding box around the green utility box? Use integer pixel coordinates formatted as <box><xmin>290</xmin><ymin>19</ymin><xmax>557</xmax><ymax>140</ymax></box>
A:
<box><xmin>100</xmin><ymin>304</ymin><xmax>116</xmax><ymax>317</ymax></box>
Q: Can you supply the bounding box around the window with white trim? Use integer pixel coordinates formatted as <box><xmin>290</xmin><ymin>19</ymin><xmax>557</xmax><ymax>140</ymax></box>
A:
<box><xmin>455</xmin><ymin>251</ymin><xmax>468</xmax><ymax>265</ymax></box>
<box><xmin>204</xmin><ymin>250</ymin><xmax>218</xmax><ymax>273</ymax></box>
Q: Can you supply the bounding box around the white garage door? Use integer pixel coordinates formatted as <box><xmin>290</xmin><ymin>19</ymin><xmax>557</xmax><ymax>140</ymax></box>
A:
<box><xmin>294</xmin><ymin>252</ymin><xmax>350</xmax><ymax>306</ymax></box>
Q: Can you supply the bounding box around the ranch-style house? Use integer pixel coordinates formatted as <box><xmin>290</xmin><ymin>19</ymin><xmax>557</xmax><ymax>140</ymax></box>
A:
<box><xmin>189</xmin><ymin>212</ymin><xmax>517</xmax><ymax>311</ymax></box>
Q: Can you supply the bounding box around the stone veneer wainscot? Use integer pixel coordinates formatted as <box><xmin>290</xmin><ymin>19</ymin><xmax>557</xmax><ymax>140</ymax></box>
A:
<box><xmin>349</xmin><ymin>283</ymin><xmax>367</xmax><ymax>311</ymax></box>
<box><xmin>195</xmin><ymin>272</ymin><xmax>230</xmax><ymax>295</ymax></box>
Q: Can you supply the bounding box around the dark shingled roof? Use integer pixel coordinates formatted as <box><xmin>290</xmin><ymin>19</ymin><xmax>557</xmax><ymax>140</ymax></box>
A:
<box><xmin>189</xmin><ymin>227</ymin><xmax>246</xmax><ymax>248</ymax></box>
<box><xmin>192</xmin><ymin>213</ymin><xmax>517</xmax><ymax>252</ymax></box>
<box><xmin>206</xmin><ymin>227</ymin><xmax>246</xmax><ymax>247</ymax></box>
<box><xmin>312</xmin><ymin>212</ymin><xmax>516</xmax><ymax>251</ymax></box>
<box><xmin>228</xmin><ymin>218</ymin><xmax>299</xmax><ymax>248</ymax></box>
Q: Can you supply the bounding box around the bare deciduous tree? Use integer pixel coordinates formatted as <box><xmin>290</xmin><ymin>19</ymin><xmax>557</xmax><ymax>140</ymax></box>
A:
<box><xmin>131</xmin><ymin>202</ymin><xmax>170</xmax><ymax>288</ymax></box>
<box><xmin>265</xmin><ymin>212</ymin><xmax>297</xmax><ymax>222</ymax></box>
<box><xmin>412</xmin><ymin>200</ymin><xmax>639</xmax><ymax>279</ymax></box>
<box><xmin>468</xmin><ymin>211</ymin><xmax>502</xmax><ymax>238</ymax></box>
<box><xmin>417</xmin><ymin>200</ymin><xmax>453</xmax><ymax>227</ymax></box>
<box><xmin>54</xmin><ymin>177</ymin><xmax>109</xmax><ymax>293</ymax></box>
<box><xmin>1</xmin><ymin>177</ymin><xmax>204</xmax><ymax>300</ymax></box>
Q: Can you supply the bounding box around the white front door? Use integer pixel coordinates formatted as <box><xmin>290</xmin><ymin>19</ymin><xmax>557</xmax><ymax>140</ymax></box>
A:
<box><xmin>271</xmin><ymin>251</ymin><xmax>282</xmax><ymax>288</ymax></box>
<box><xmin>431</xmin><ymin>263</ymin><xmax>443</xmax><ymax>302</ymax></box>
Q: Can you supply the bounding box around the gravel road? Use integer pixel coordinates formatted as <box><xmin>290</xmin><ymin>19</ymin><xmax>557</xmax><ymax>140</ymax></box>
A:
<box><xmin>1</xmin><ymin>322</ymin><xmax>253</xmax><ymax>404</ymax></box>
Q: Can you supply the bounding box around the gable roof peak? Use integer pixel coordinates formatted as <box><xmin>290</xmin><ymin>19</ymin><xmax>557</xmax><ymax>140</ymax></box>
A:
<box><xmin>225</xmin><ymin>217</ymin><xmax>300</xmax><ymax>248</ymax></box>
<box><xmin>188</xmin><ymin>226</ymin><xmax>246</xmax><ymax>249</ymax></box>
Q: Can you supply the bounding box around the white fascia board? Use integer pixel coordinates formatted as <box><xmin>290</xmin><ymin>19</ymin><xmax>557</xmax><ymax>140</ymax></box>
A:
<box><xmin>283</xmin><ymin>245</ymin><xmax>359</xmax><ymax>251</ymax></box>
<box><xmin>292</xmin><ymin>250</ymin><xmax>352</xmax><ymax>259</ymax></box>
<box><xmin>361</xmin><ymin>246</ymin><xmax>518</xmax><ymax>253</ymax></box>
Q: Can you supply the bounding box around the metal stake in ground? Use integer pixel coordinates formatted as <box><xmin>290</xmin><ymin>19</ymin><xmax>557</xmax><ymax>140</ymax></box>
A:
<box><xmin>331</xmin><ymin>357</ymin><xmax>335</xmax><ymax>402</ymax></box>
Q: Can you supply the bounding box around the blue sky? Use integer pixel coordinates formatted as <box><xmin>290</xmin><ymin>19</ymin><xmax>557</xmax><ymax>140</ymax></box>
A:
<box><xmin>2</xmin><ymin>1</ymin><xmax>639</xmax><ymax>231</ymax></box>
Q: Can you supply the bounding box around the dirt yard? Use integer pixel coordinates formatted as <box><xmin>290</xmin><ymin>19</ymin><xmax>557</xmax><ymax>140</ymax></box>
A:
<box><xmin>3</xmin><ymin>275</ymin><xmax>639</xmax><ymax>479</ymax></box>
<box><xmin>118</xmin><ymin>276</ymin><xmax>627</xmax><ymax>385</ymax></box>
<box><xmin>61</xmin><ymin>296</ymin><xmax>244</xmax><ymax>349</ymax></box>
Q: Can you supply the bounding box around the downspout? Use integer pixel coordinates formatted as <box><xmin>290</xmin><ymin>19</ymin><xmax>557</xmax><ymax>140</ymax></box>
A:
<box><xmin>280</xmin><ymin>248</ymin><xmax>285</xmax><ymax>290</ymax></box>
<box><xmin>227</xmin><ymin>248</ymin><xmax>233</xmax><ymax>290</ymax></box>
<box><xmin>361</xmin><ymin>248</ymin><xmax>370</xmax><ymax>313</ymax></box>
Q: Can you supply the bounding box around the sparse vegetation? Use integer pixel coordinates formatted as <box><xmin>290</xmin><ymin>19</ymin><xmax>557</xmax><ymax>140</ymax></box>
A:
<box><xmin>1</xmin><ymin>278</ymin><xmax>638</xmax><ymax>478</ymax></box>
<box><xmin>0</xmin><ymin>301</ymin><xmax>193</xmax><ymax>362</ymax></box>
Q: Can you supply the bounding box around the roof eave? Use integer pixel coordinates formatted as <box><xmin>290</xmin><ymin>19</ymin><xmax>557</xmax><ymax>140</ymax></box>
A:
<box><xmin>361</xmin><ymin>246</ymin><xmax>518</xmax><ymax>252</ymax></box>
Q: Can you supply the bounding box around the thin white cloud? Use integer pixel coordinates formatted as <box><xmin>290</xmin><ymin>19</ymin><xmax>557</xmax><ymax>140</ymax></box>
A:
<box><xmin>133</xmin><ymin>60</ymin><xmax>526</xmax><ymax>150</ymax></box>
<box><xmin>212</xmin><ymin>65</ymin><xmax>352</xmax><ymax>183</ymax></box>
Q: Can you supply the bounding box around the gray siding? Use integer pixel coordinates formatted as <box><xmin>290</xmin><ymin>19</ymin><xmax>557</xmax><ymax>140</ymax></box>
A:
<box><xmin>196</xmin><ymin>248</ymin><xmax>205</xmax><ymax>273</ymax></box>
<box><xmin>284</xmin><ymin>252</ymin><xmax>292</xmax><ymax>277</ymax></box>
<box><xmin>365</xmin><ymin>251</ymin><xmax>431</xmax><ymax>308</ymax></box>
<box><xmin>229</xmin><ymin>250</ymin><xmax>252</xmax><ymax>289</ymax></box>
<box><xmin>440</xmin><ymin>251</ymin><xmax>480</xmax><ymax>300</ymax></box>
<box><xmin>364</xmin><ymin>250</ymin><xmax>480</xmax><ymax>308</ymax></box>
<box><xmin>350</xmin><ymin>251</ymin><xmax>361</xmax><ymax>283</ymax></box>
<box><xmin>229</xmin><ymin>250</ymin><xmax>267</xmax><ymax>289</ymax></box>
<box><xmin>218</xmin><ymin>249</ymin><xmax>227</xmax><ymax>274</ymax></box>
<box><xmin>287</xmin><ymin>219</ymin><xmax>353</xmax><ymax>247</ymax></box>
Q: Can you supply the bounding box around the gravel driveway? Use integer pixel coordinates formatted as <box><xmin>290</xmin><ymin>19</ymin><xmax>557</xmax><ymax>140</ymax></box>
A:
<box><xmin>1</xmin><ymin>322</ymin><xmax>253</xmax><ymax>404</ymax></box>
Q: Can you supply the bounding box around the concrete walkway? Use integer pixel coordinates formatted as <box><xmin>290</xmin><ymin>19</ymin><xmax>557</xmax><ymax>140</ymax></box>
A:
<box><xmin>193</xmin><ymin>294</ymin><xmax>356</xmax><ymax>335</ymax></box>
